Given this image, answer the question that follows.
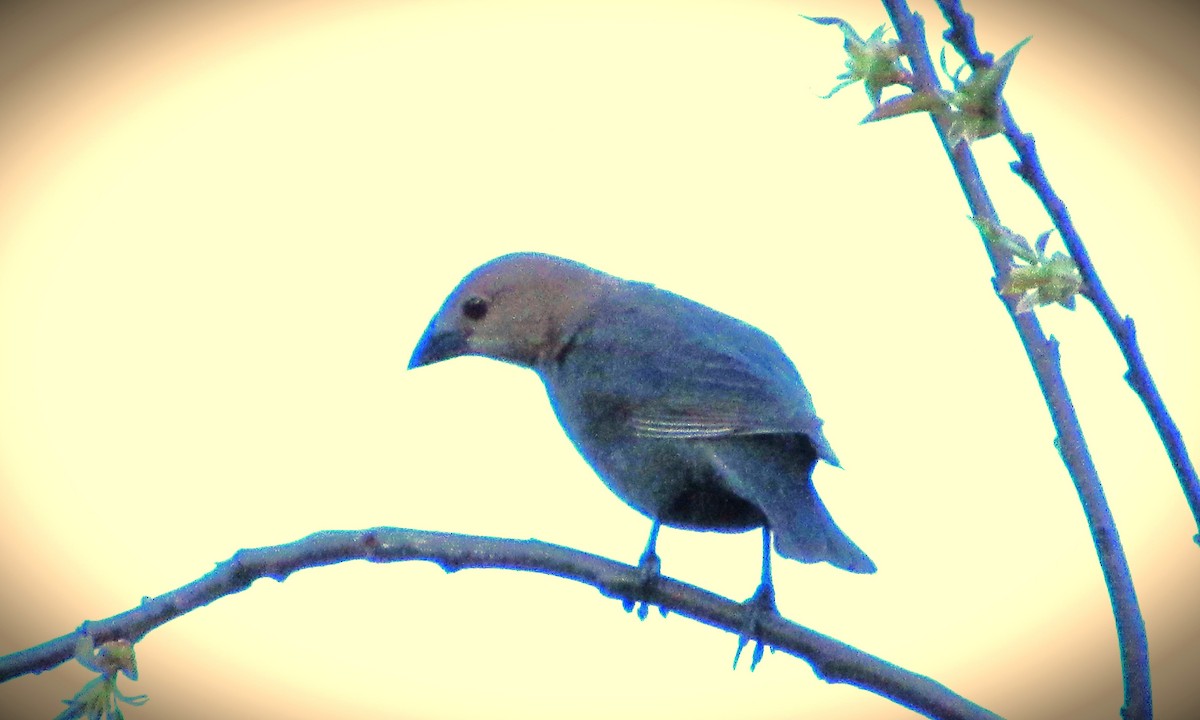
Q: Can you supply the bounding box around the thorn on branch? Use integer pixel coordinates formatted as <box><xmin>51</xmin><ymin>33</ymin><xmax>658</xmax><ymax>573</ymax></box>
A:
<box><xmin>1046</xmin><ymin>335</ymin><xmax>1061</xmax><ymax>365</ymax></box>
<box><xmin>1119</xmin><ymin>318</ymin><xmax>1140</xmax><ymax>390</ymax></box>
<box><xmin>223</xmin><ymin>554</ymin><xmax>260</xmax><ymax>588</ymax></box>
<box><xmin>1122</xmin><ymin>315</ymin><xmax>1137</xmax><ymax>340</ymax></box>
<box><xmin>936</xmin><ymin>0</ymin><xmax>992</xmax><ymax>67</ymax></box>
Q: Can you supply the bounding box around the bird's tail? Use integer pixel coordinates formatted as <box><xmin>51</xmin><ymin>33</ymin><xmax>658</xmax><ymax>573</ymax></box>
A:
<box><xmin>709</xmin><ymin>437</ymin><xmax>876</xmax><ymax>574</ymax></box>
<box><xmin>771</xmin><ymin>495</ymin><xmax>876</xmax><ymax>574</ymax></box>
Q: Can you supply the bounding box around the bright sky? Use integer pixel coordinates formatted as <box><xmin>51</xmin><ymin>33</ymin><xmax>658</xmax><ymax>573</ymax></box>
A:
<box><xmin>1</xmin><ymin>1</ymin><xmax>1198</xmax><ymax>718</ymax></box>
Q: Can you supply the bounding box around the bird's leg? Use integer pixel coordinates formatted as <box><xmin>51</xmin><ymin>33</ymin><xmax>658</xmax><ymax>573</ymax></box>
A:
<box><xmin>624</xmin><ymin>519</ymin><xmax>666</xmax><ymax>620</ymax></box>
<box><xmin>733</xmin><ymin>528</ymin><xmax>778</xmax><ymax>670</ymax></box>
<box><xmin>637</xmin><ymin>519</ymin><xmax>662</xmax><ymax>579</ymax></box>
<box><xmin>750</xmin><ymin>526</ymin><xmax>776</xmax><ymax>611</ymax></box>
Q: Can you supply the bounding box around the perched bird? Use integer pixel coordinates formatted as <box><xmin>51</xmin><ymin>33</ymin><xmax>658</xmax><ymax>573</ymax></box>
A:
<box><xmin>409</xmin><ymin>253</ymin><xmax>874</xmax><ymax>620</ymax></box>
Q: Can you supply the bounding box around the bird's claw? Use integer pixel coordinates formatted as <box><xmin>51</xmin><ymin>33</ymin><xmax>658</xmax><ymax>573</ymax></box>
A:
<box><xmin>732</xmin><ymin>581</ymin><xmax>777</xmax><ymax>670</ymax></box>
<box><xmin>637</xmin><ymin>547</ymin><xmax>661</xmax><ymax>581</ymax></box>
<box><xmin>622</xmin><ymin>550</ymin><xmax>667</xmax><ymax>620</ymax></box>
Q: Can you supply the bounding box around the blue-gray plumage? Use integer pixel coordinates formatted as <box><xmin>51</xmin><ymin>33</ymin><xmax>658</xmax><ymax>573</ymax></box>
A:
<box><xmin>409</xmin><ymin>252</ymin><xmax>875</xmax><ymax>603</ymax></box>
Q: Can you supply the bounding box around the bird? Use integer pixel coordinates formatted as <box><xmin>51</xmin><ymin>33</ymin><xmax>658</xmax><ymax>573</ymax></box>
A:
<box><xmin>408</xmin><ymin>252</ymin><xmax>874</xmax><ymax>647</ymax></box>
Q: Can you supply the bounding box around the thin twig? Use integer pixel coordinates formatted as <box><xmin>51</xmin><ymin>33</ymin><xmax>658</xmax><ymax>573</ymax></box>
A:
<box><xmin>935</xmin><ymin>0</ymin><xmax>1200</xmax><ymax>545</ymax></box>
<box><xmin>0</xmin><ymin>528</ymin><xmax>1000</xmax><ymax>720</ymax></box>
<box><xmin>876</xmin><ymin>2</ymin><xmax>1152</xmax><ymax>718</ymax></box>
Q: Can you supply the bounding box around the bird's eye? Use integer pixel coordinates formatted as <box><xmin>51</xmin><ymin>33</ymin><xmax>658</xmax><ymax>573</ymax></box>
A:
<box><xmin>462</xmin><ymin>296</ymin><xmax>489</xmax><ymax>321</ymax></box>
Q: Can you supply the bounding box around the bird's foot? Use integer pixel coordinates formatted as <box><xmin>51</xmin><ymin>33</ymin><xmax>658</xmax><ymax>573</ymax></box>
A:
<box><xmin>622</xmin><ymin>549</ymin><xmax>668</xmax><ymax>620</ymax></box>
<box><xmin>732</xmin><ymin>581</ymin><xmax>777</xmax><ymax>670</ymax></box>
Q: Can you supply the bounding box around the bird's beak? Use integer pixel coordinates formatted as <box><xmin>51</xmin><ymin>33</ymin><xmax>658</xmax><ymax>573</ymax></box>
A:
<box><xmin>408</xmin><ymin>321</ymin><xmax>469</xmax><ymax>369</ymax></box>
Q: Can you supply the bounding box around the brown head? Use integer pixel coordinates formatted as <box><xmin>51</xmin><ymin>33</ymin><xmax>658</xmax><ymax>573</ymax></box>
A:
<box><xmin>408</xmin><ymin>253</ymin><xmax>618</xmax><ymax>370</ymax></box>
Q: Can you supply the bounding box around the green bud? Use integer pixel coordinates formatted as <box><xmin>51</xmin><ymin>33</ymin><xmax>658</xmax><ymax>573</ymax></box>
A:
<box><xmin>806</xmin><ymin>16</ymin><xmax>909</xmax><ymax>105</ymax></box>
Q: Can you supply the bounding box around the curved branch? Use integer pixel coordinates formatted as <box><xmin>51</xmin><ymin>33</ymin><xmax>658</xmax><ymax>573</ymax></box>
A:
<box><xmin>935</xmin><ymin>0</ymin><xmax>1200</xmax><ymax>545</ymax></box>
<box><xmin>877</xmin><ymin>2</ymin><xmax>1152</xmax><ymax>718</ymax></box>
<box><xmin>1</xmin><ymin>528</ymin><xmax>1000</xmax><ymax>720</ymax></box>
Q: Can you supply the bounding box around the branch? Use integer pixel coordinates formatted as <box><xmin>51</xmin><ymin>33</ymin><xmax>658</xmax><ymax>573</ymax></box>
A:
<box><xmin>1</xmin><ymin>528</ymin><xmax>1001</xmax><ymax>720</ymax></box>
<box><xmin>875</xmin><ymin>2</ymin><xmax>1152</xmax><ymax>718</ymax></box>
<box><xmin>935</xmin><ymin>0</ymin><xmax>1200</xmax><ymax>544</ymax></box>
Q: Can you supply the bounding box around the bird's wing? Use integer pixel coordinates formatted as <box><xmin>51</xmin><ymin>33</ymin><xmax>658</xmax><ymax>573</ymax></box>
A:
<box><xmin>563</xmin><ymin>288</ymin><xmax>840</xmax><ymax>466</ymax></box>
<box><xmin>623</xmin><ymin>347</ymin><xmax>827</xmax><ymax>439</ymax></box>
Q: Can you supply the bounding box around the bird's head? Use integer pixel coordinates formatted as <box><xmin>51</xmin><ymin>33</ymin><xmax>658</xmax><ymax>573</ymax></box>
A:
<box><xmin>409</xmin><ymin>252</ymin><xmax>615</xmax><ymax>370</ymax></box>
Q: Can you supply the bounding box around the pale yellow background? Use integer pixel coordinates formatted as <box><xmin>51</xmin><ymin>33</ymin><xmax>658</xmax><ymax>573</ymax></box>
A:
<box><xmin>1</xmin><ymin>1</ymin><xmax>1198</xmax><ymax>718</ymax></box>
